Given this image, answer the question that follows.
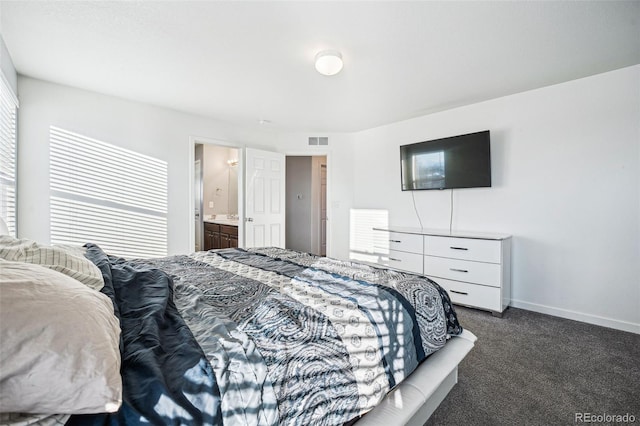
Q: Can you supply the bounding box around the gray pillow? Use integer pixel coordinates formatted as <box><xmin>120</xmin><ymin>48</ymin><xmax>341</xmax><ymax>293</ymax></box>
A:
<box><xmin>0</xmin><ymin>260</ymin><xmax>122</xmax><ymax>414</ymax></box>
<box><xmin>0</xmin><ymin>235</ymin><xmax>104</xmax><ymax>291</ymax></box>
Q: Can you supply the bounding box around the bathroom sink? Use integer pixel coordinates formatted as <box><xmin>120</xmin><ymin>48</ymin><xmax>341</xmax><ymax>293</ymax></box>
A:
<box><xmin>204</xmin><ymin>217</ymin><xmax>239</xmax><ymax>226</ymax></box>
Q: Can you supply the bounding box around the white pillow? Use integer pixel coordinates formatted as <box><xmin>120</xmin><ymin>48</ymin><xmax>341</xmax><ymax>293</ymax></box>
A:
<box><xmin>0</xmin><ymin>260</ymin><xmax>122</xmax><ymax>414</ymax></box>
<box><xmin>0</xmin><ymin>235</ymin><xmax>104</xmax><ymax>291</ymax></box>
<box><xmin>0</xmin><ymin>217</ymin><xmax>8</xmax><ymax>236</ymax></box>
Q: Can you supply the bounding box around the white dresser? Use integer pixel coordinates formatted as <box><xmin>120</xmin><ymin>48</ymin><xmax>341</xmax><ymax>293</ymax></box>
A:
<box><xmin>373</xmin><ymin>227</ymin><xmax>511</xmax><ymax>317</ymax></box>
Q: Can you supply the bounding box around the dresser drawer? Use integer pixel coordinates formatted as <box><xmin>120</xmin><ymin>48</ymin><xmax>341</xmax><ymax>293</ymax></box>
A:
<box><xmin>377</xmin><ymin>250</ymin><xmax>423</xmax><ymax>274</ymax></box>
<box><xmin>425</xmin><ymin>235</ymin><xmax>501</xmax><ymax>263</ymax></box>
<box><xmin>430</xmin><ymin>277</ymin><xmax>502</xmax><ymax>312</ymax></box>
<box><xmin>424</xmin><ymin>255</ymin><xmax>501</xmax><ymax>287</ymax></box>
<box><xmin>375</xmin><ymin>231</ymin><xmax>423</xmax><ymax>254</ymax></box>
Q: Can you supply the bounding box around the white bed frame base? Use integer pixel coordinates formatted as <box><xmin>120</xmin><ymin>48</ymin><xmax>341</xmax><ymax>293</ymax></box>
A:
<box><xmin>355</xmin><ymin>330</ymin><xmax>477</xmax><ymax>426</ymax></box>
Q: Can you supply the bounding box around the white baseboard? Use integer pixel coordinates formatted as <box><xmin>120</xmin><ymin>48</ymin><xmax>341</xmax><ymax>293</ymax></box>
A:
<box><xmin>510</xmin><ymin>299</ymin><xmax>640</xmax><ymax>335</ymax></box>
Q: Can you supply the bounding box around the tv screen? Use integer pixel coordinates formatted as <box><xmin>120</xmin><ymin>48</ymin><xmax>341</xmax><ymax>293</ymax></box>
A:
<box><xmin>400</xmin><ymin>130</ymin><xmax>491</xmax><ymax>190</ymax></box>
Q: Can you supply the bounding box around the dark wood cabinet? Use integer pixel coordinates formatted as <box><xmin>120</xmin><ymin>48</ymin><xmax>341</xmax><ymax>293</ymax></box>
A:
<box><xmin>204</xmin><ymin>223</ymin><xmax>238</xmax><ymax>250</ymax></box>
<box><xmin>203</xmin><ymin>223</ymin><xmax>218</xmax><ymax>251</ymax></box>
<box><xmin>220</xmin><ymin>225</ymin><xmax>238</xmax><ymax>249</ymax></box>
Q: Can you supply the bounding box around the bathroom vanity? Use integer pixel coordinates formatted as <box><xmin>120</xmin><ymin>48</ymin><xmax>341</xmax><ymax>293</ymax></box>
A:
<box><xmin>203</xmin><ymin>219</ymin><xmax>238</xmax><ymax>250</ymax></box>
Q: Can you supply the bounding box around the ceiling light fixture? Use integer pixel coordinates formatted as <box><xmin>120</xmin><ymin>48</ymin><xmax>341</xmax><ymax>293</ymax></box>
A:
<box><xmin>315</xmin><ymin>50</ymin><xmax>343</xmax><ymax>76</ymax></box>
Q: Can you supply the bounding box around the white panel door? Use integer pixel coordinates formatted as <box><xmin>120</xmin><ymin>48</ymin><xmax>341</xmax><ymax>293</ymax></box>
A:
<box><xmin>245</xmin><ymin>148</ymin><xmax>285</xmax><ymax>248</ymax></box>
<box><xmin>194</xmin><ymin>159</ymin><xmax>202</xmax><ymax>251</ymax></box>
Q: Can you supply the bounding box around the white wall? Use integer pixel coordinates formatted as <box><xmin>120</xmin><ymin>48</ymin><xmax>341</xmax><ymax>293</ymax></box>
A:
<box><xmin>17</xmin><ymin>76</ymin><xmax>280</xmax><ymax>254</ymax></box>
<box><xmin>352</xmin><ymin>65</ymin><xmax>640</xmax><ymax>333</ymax></box>
<box><xmin>202</xmin><ymin>145</ymin><xmax>238</xmax><ymax>217</ymax></box>
<box><xmin>0</xmin><ymin>34</ymin><xmax>17</xmax><ymax>94</ymax></box>
<box><xmin>16</xmin><ymin>76</ymin><xmax>354</xmax><ymax>259</ymax></box>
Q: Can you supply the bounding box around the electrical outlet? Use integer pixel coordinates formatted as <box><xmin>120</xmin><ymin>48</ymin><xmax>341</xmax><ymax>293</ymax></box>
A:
<box><xmin>209</xmin><ymin>201</ymin><xmax>214</xmax><ymax>208</ymax></box>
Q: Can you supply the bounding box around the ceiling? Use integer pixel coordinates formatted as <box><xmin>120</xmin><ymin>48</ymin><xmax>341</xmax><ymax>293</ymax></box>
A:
<box><xmin>1</xmin><ymin>1</ymin><xmax>639</xmax><ymax>133</ymax></box>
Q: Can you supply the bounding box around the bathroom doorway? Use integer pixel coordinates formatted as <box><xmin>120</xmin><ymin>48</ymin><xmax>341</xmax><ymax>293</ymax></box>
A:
<box><xmin>194</xmin><ymin>143</ymin><xmax>240</xmax><ymax>251</ymax></box>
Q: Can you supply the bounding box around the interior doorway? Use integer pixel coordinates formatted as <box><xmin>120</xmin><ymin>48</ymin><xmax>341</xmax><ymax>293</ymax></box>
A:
<box><xmin>194</xmin><ymin>143</ymin><xmax>240</xmax><ymax>251</ymax></box>
<box><xmin>285</xmin><ymin>155</ymin><xmax>327</xmax><ymax>256</ymax></box>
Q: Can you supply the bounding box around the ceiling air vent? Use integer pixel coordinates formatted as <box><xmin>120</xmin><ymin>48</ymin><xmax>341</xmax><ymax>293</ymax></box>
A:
<box><xmin>308</xmin><ymin>137</ymin><xmax>329</xmax><ymax>146</ymax></box>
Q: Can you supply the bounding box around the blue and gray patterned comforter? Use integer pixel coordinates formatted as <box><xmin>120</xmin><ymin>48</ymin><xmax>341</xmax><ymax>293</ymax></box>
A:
<box><xmin>70</xmin><ymin>246</ymin><xmax>461</xmax><ymax>426</ymax></box>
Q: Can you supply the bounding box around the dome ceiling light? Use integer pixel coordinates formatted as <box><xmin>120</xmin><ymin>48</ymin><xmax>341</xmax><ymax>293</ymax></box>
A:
<box><xmin>314</xmin><ymin>50</ymin><xmax>343</xmax><ymax>76</ymax></box>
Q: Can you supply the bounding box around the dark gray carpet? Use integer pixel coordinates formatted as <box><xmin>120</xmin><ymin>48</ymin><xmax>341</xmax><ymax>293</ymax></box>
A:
<box><xmin>425</xmin><ymin>307</ymin><xmax>640</xmax><ymax>425</ymax></box>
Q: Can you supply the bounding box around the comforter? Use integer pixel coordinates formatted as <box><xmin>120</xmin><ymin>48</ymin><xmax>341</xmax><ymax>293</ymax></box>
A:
<box><xmin>70</xmin><ymin>246</ymin><xmax>462</xmax><ymax>426</ymax></box>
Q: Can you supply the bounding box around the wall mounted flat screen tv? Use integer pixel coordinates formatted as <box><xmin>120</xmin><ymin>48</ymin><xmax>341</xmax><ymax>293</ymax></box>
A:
<box><xmin>400</xmin><ymin>130</ymin><xmax>491</xmax><ymax>190</ymax></box>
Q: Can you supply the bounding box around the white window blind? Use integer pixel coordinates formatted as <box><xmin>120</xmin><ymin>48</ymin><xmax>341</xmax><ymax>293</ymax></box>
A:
<box><xmin>0</xmin><ymin>73</ymin><xmax>18</xmax><ymax>236</ymax></box>
<box><xmin>349</xmin><ymin>208</ymin><xmax>389</xmax><ymax>263</ymax></box>
<box><xmin>50</xmin><ymin>127</ymin><xmax>168</xmax><ymax>258</ymax></box>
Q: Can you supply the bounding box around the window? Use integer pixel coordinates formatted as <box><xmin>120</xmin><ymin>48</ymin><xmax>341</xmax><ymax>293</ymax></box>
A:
<box><xmin>0</xmin><ymin>73</ymin><xmax>18</xmax><ymax>236</ymax></box>
<box><xmin>49</xmin><ymin>127</ymin><xmax>168</xmax><ymax>258</ymax></box>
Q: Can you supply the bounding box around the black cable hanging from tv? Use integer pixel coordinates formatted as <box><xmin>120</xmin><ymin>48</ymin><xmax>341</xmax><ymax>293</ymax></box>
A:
<box><xmin>449</xmin><ymin>189</ymin><xmax>454</xmax><ymax>234</ymax></box>
<box><xmin>411</xmin><ymin>190</ymin><xmax>424</xmax><ymax>229</ymax></box>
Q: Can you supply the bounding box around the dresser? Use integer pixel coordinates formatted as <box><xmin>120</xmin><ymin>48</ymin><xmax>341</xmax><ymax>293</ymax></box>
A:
<box><xmin>373</xmin><ymin>227</ymin><xmax>511</xmax><ymax>317</ymax></box>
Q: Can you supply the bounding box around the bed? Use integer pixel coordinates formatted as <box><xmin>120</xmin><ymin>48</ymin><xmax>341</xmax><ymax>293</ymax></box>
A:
<box><xmin>0</xmin><ymin>235</ymin><xmax>475</xmax><ymax>426</ymax></box>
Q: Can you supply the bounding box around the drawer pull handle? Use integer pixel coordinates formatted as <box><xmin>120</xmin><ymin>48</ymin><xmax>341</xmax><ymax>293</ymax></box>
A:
<box><xmin>450</xmin><ymin>290</ymin><xmax>468</xmax><ymax>295</ymax></box>
<box><xmin>450</xmin><ymin>268</ymin><xmax>468</xmax><ymax>273</ymax></box>
<box><xmin>390</xmin><ymin>239</ymin><xmax>402</xmax><ymax>243</ymax></box>
<box><xmin>450</xmin><ymin>246</ymin><xmax>468</xmax><ymax>251</ymax></box>
<box><xmin>389</xmin><ymin>257</ymin><xmax>402</xmax><ymax>262</ymax></box>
